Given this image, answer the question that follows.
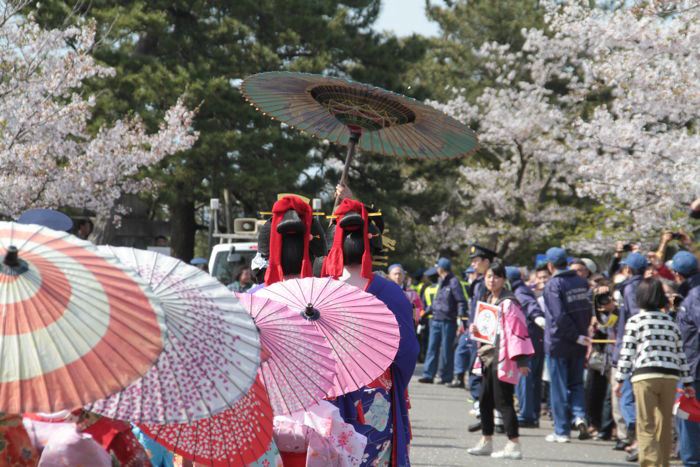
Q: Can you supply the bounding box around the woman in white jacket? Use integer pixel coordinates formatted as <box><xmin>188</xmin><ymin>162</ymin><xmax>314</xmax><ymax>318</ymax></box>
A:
<box><xmin>613</xmin><ymin>277</ymin><xmax>695</xmax><ymax>467</ymax></box>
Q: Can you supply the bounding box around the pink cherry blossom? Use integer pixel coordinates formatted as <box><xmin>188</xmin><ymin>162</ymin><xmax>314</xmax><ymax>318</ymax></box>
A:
<box><xmin>433</xmin><ymin>2</ymin><xmax>699</xmax><ymax>255</ymax></box>
<box><xmin>0</xmin><ymin>4</ymin><xmax>197</xmax><ymax>219</ymax></box>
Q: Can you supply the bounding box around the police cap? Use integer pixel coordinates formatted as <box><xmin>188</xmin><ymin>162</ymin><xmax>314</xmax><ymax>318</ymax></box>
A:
<box><xmin>468</xmin><ymin>243</ymin><xmax>497</xmax><ymax>261</ymax></box>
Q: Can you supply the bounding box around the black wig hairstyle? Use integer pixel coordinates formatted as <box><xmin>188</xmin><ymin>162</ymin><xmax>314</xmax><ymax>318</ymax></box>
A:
<box><xmin>255</xmin><ymin>210</ymin><xmax>328</xmax><ymax>278</ymax></box>
<box><xmin>325</xmin><ymin>205</ymin><xmax>384</xmax><ymax>266</ymax></box>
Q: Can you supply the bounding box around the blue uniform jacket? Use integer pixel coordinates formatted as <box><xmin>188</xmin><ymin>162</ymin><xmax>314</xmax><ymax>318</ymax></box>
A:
<box><xmin>511</xmin><ymin>278</ymin><xmax>545</xmax><ymax>354</ymax></box>
<box><xmin>430</xmin><ymin>272</ymin><xmax>467</xmax><ymax>321</ymax></box>
<box><xmin>542</xmin><ymin>270</ymin><xmax>592</xmax><ymax>358</ymax></box>
<box><xmin>613</xmin><ymin>275</ymin><xmax>643</xmax><ymax>364</ymax></box>
<box><xmin>469</xmin><ymin>276</ymin><xmax>486</xmax><ymax>324</ymax></box>
<box><xmin>679</xmin><ymin>273</ymin><xmax>700</xmax><ymax>381</ymax></box>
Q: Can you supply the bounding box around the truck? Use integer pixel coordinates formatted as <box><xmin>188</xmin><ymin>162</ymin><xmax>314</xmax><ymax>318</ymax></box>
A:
<box><xmin>207</xmin><ymin>194</ymin><xmax>322</xmax><ymax>285</ymax></box>
<box><xmin>208</xmin><ymin>213</ymin><xmax>262</xmax><ymax>286</ymax></box>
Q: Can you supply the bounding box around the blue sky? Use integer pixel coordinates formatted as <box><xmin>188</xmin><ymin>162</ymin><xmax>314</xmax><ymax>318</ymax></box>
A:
<box><xmin>374</xmin><ymin>0</ymin><xmax>441</xmax><ymax>37</ymax></box>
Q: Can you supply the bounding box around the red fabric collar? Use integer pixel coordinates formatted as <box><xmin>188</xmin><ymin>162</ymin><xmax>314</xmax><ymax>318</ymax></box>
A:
<box><xmin>321</xmin><ymin>199</ymin><xmax>373</xmax><ymax>280</ymax></box>
<box><xmin>264</xmin><ymin>196</ymin><xmax>313</xmax><ymax>285</ymax></box>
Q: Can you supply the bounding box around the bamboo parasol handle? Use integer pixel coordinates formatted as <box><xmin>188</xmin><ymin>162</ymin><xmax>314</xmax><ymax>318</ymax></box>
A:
<box><xmin>330</xmin><ymin>130</ymin><xmax>361</xmax><ymax>221</ymax></box>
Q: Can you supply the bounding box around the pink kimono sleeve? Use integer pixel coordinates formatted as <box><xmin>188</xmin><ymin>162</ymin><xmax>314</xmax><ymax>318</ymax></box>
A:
<box><xmin>503</xmin><ymin>300</ymin><xmax>535</xmax><ymax>359</ymax></box>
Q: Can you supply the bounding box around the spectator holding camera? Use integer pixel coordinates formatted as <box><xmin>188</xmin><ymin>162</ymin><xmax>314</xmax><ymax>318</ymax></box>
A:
<box><xmin>585</xmin><ymin>281</ymin><xmax>618</xmax><ymax>441</ymax></box>
<box><xmin>670</xmin><ymin>251</ymin><xmax>700</xmax><ymax>465</ymax></box>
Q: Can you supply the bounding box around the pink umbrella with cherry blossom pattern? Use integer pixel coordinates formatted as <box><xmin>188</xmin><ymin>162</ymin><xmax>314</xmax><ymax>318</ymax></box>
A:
<box><xmin>256</xmin><ymin>277</ymin><xmax>400</xmax><ymax>399</ymax></box>
<box><xmin>236</xmin><ymin>293</ymin><xmax>336</xmax><ymax>415</ymax></box>
<box><xmin>86</xmin><ymin>247</ymin><xmax>260</xmax><ymax>424</ymax></box>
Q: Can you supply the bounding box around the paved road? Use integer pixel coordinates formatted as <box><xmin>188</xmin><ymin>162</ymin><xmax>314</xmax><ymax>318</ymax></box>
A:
<box><xmin>408</xmin><ymin>364</ymin><xmax>634</xmax><ymax>466</ymax></box>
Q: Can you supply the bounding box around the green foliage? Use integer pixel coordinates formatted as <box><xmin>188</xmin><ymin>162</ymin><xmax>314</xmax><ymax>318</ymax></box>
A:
<box><xmin>413</xmin><ymin>0</ymin><xmax>545</xmax><ymax>102</ymax></box>
<box><xmin>31</xmin><ymin>0</ymin><xmax>431</xmax><ymax>261</ymax></box>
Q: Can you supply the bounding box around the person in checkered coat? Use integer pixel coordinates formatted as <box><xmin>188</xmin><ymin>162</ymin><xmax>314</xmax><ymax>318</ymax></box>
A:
<box><xmin>613</xmin><ymin>277</ymin><xmax>696</xmax><ymax>467</ymax></box>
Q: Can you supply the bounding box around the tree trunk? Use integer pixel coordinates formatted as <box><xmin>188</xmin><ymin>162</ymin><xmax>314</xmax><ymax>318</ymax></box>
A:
<box><xmin>170</xmin><ymin>190</ymin><xmax>196</xmax><ymax>262</ymax></box>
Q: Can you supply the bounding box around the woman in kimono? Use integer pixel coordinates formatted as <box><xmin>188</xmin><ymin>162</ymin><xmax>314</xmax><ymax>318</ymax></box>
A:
<box><xmin>249</xmin><ymin>195</ymin><xmax>366</xmax><ymax>467</ymax></box>
<box><xmin>467</xmin><ymin>260</ymin><xmax>534</xmax><ymax>460</ymax></box>
<box><xmin>321</xmin><ymin>195</ymin><xmax>419</xmax><ymax>467</ymax></box>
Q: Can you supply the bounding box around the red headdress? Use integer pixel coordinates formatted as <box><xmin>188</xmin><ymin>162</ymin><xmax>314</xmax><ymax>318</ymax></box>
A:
<box><xmin>321</xmin><ymin>198</ymin><xmax>373</xmax><ymax>280</ymax></box>
<box><xmin>264</xmin><ymin>195</ymin><xmax>313</xmax><ymax>285</ymax></box>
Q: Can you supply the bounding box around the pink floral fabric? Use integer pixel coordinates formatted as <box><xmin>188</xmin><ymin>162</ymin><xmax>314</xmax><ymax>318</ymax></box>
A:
<box><xmin>37</xmin><ymin>425</ymin><xmax>112</xmax><ymax>466</ymax></box>
<box><xmin>273</xmin><ymin>401</ymin><xmax>367</xmax><ymax>467</ymax></box>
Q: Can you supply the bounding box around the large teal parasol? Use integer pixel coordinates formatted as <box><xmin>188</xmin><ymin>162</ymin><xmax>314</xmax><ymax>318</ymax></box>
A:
<box><xmin>241</xmin><ymin>72</ymin><xmax>479</xmax><ymax>202</ymax></box>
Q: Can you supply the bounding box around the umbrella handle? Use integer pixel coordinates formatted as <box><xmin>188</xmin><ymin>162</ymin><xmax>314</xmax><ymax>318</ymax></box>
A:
<box><xmin>330</xmin><ymin>130</ymin><xmax>361</xmax><ymax>221</ymax></box>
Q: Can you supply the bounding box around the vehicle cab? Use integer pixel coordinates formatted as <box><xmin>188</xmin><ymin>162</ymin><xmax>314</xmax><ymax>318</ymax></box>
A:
<box><xmin>208</xmin><ymin>217</ymin><xmax>262</xmax><ymax>286</ymax></box>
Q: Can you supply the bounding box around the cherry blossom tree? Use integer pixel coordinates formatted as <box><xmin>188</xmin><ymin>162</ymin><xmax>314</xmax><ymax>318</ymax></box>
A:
<box><xmin>434</xmin><ymin>1</ymin><xmax>700</xmax><ymax>257</ymax></box>
<box><xmin>0</xmin><ymin>2</ymin><xmax>197</xmax><ymax>220</ymax></box>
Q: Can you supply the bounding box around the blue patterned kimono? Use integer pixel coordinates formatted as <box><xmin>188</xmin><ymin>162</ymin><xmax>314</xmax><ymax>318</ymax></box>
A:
<box><xmin>333</xmin><ymin>275</ymin><xmax>419</xmax><ymax>466</ymax></box>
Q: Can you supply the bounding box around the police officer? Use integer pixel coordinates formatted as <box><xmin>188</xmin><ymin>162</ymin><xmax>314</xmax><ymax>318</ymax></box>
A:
<box><xmin>445</xmin><ymin>269</ymin><xmax>472</xmax><ymax>388</ymax></box>
<box><xmin>542</xmin><ymin>247</ymin><xmax>593</xmax><ymax>443</ymax></box>
<box><xmin>447</xmin><ymin>246</ymin><xmax>496</xmax><ymax>391</ymax></box>
<box><xmin>507</xmin><ymin>266</ymin><xmax>546</xmax><ymax>428</ymax></box>
<box><xmin>671</xmin><ymin>251</ymin><xmax>700</xmax><ymax>465</ymax></box>
<box><xmin>612</xmin><ymin>252</ymin><xmax>648</xmax><ymax>457</ymax></box>
<box><xmin>418</xmin><ymin>269</ymin><xmax>439</xmax><ymax>363</ymax></box>
<box><xmin>419</xmin><ymin>257</ymin><xmax>467</xmax><ymax>384</ymax></box>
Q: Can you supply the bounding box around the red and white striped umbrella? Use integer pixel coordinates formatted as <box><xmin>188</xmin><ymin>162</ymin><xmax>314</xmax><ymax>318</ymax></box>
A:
<box><xmin>0</xmin><ymin>222</ymin><xmax>165</xmax><ymax>414</ymax></box>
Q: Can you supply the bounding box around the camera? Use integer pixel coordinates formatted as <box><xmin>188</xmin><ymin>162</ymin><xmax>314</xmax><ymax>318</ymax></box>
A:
<box><xmin>622</xmin><ymin>243</ymin><xmax>633</xmax><ymax>252</ymax></box>
<box><xmin>671</xmin><ymin>232</ymin><xmax>683</xmax><ymax>240</ymax></box>
<box><xmin>594</xmin><ymin>292</ymin><xmax>612</xmax><ymax>309</ymax></box>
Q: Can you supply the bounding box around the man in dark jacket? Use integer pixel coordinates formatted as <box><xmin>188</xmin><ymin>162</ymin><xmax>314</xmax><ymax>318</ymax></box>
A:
<box><xmin>447</xmin><ymin>245</ymin><xmax>495</xmax><ymax>391</ymax></box>
<box><xmin>612</xmin><ymin>251</ymin><xmax>648</xmax><ymax>454</ymax></box>
<box><xmin>671</xmin><ymin>251</ymin><xmax>700</xmax><ymax>465</ymax></box>
<box><xmin>542</xmin><ymin>247</ymin><xmax>593</xmax><ymax>443</ymax></box>
<box><xmin>507</xmin><ymin>266</ymin><xmax>546</xmax><ymax>428</ymax></box>
<box><xmin>419</xmin><ymin>257</ymin><xmax>467</xmax><ymax>384</ymax></box>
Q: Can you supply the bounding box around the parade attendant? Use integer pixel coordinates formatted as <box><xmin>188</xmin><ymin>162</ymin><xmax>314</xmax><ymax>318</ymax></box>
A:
<box><xmin>418</xmin><ymin>257</ymin><xmax>467</xmax><ymax>385</ymax></box>
<box><xmin>670</xmin><ymin>251</ymin><xmax>700</xmax><ymax>465</ymax></box>
<box><xmin>506</xmin><ymin>267</ymin><xmax>546</xmax><ymax>428</ymax></box>
<box><xmin>467</xmin><ymin>260</ymin><xmax>534</xmax><ymax>460</ymax></box>
<box><xmin>322</xmin><ymin>198</ymin><xmax>419</xmax><ymax>467</ymax></box>
<box><xmin>0</xmin><ymin>413</ymin><xmax>38</xmax><ymax>465</ymax></box>
<box><xmin>614</xmin><ymin>278</ymin><xmax>695</xmax><ymax>467</ymax></box>
<box><xmin>23</xmin><ymin>411</ymin><xmax>150</xmax><ymax>465</ymax></box>
<box><xmin>247</xmin><ymin>194</ymin><xmax>355</xmax><ymax>467</ymax></box>
<box><xmin>542</xmin><ymin>247</ymin><xmax>592</xmax><ymax>443</ymax></box>
<box><xmin>612</xmin><ymin>252</ymin><xmax>648</xmax><ymax>457</ymax></box>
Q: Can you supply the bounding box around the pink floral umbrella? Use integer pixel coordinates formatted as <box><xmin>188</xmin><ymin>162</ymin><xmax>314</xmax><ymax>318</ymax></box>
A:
<box><xmin>87</xmin><ymin>247</ymin><xmax>260</xmax><ymax>424</ymax></box>
<box><xmin>256</xmin><ymin>277</ymin><xmax>400</xmax><ymax>398</ymax></box>
<box><xmin>236</xmin><ymin>293</ymin><xmax>336</xmax><ymax>415</ymax></box>
<box><xmin>138</xmin><ymin>376</ymin><xmax>273</xmax><ymax>467</ymax></box>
